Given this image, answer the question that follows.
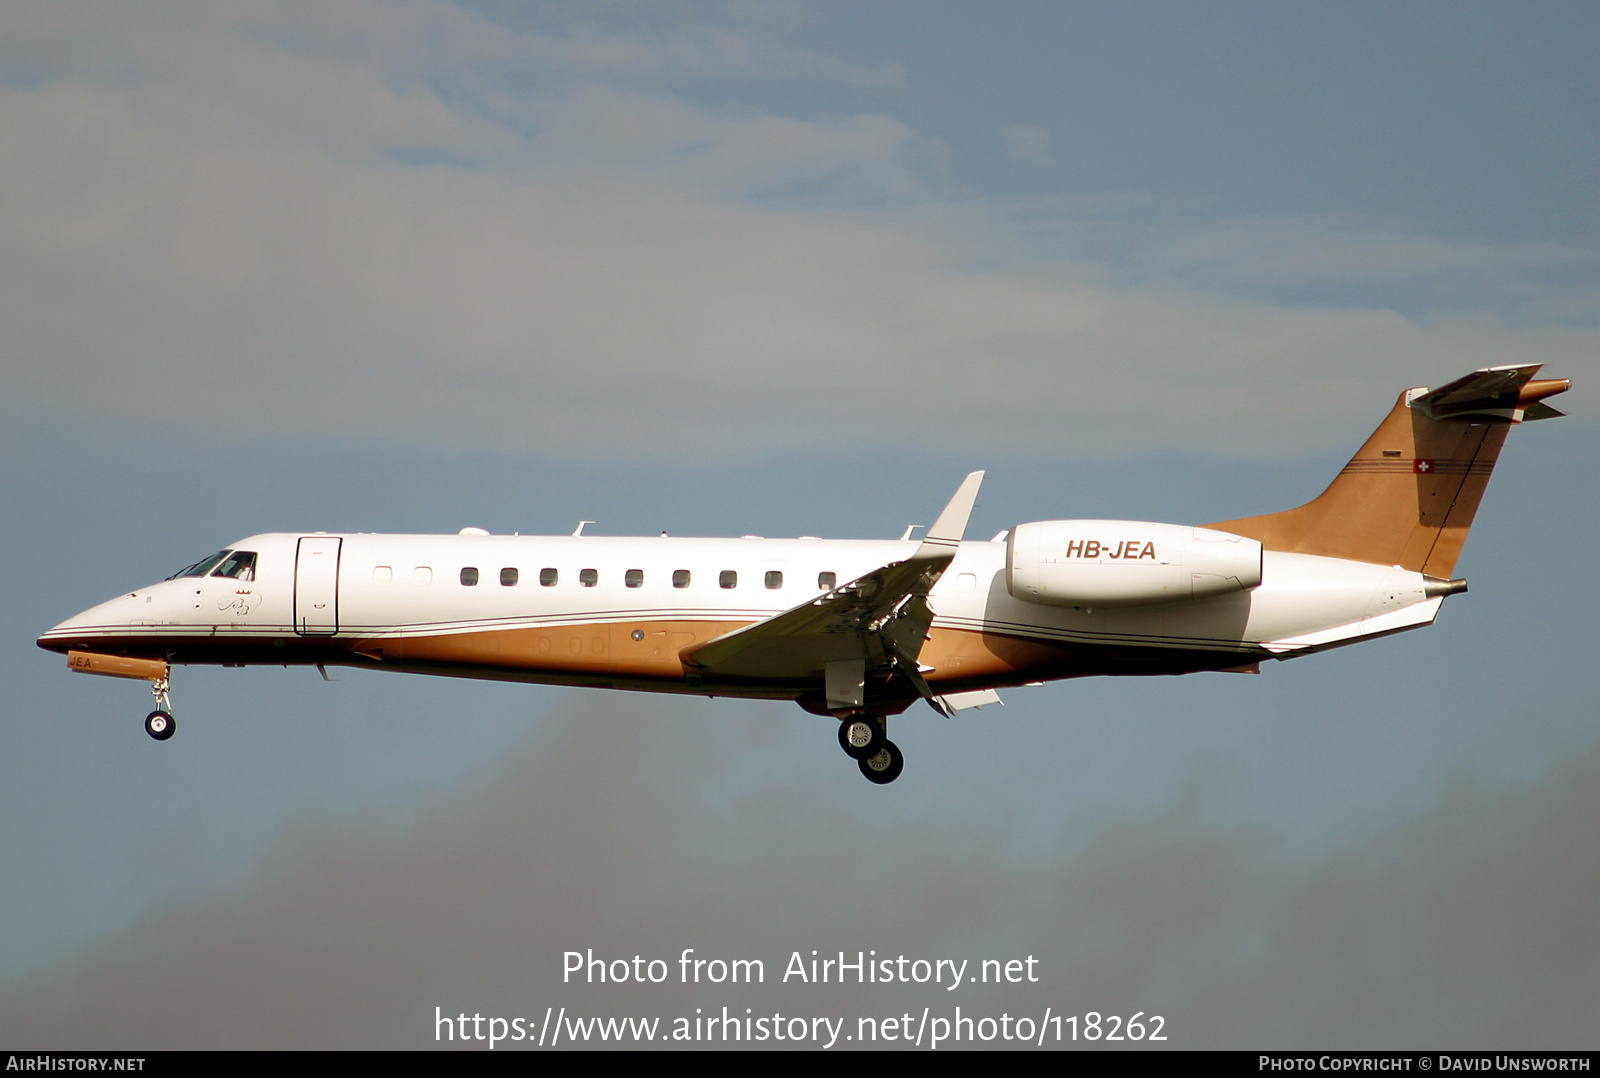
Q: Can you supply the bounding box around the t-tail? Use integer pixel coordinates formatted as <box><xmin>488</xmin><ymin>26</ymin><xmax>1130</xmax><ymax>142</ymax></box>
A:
<box><xmin>1208</xmin><ymin>364</ymin><xmax>1570</xmax><ymax>579</ymax></box>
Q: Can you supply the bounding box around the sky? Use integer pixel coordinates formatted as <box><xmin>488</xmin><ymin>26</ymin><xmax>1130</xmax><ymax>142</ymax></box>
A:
<box><xmin>2</xmin><ymin>0</ymin><xmax>1597</xmax><ymax>1050</ymax></box>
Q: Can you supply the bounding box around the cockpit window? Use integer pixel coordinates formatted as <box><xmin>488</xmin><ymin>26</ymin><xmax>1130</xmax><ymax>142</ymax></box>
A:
<box><xmin>211</xmin><ymin>551</ymin><xmax>257</xmax><ymax>581</ymax></box>
<box><xmin>172</xmin><ymin>550</ymin><xmax>231</xmax><ymax>579</ymax></box>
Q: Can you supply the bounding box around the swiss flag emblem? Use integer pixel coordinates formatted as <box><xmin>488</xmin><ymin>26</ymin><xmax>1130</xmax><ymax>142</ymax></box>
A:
<box><xmin>1413</xmin><ymin>458</ymin><xmax>1436</xmax><ymax>474</ymax></box>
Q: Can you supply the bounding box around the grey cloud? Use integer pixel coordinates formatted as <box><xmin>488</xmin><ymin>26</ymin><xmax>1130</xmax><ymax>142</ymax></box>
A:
<box><xmin>1141</xmin><ymin>219</ymin><xmax>1598</xmax><ymax>288</ymax></box>
<box><xmin>0</xmin><ymin>0</ymin><xmax>894</xmax><ymax>94</ymax></box>
<box><xmin>5</xmin><ymin>701</ymin><xmax>1598</xmax><ymax>1048</ymax></box>
<box><xmin>1004</xmin><ymin>124</ymin><xmax>1050</xmax><ymax>163</ymax></box>
<box><xmin>3</xmin><ymin>1</ymin><xmax>1595</xmax><ymax>469</ymax></box>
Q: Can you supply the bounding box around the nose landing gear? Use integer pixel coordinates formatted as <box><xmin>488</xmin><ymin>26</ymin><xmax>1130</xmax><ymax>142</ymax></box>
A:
<box><xmin>144</xmin><ymin>675</ymin><xmax>176</xmax><ymax>741</ymax></box>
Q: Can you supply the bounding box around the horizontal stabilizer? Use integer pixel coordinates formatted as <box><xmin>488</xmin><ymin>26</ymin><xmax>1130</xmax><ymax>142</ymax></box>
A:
<box><xmin>1408</xmin><ymin>364</ymin><xmax>1570</xmax><ymax>423</ymax></box>
<box><xmin>1522</xmin><ymin>400</ymin><xmax>1566</xmax><ymax>422</ymax></box>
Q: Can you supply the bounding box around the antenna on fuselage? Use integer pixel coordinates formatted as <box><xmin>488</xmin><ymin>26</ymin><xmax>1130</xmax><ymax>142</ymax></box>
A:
<box><xmin>572</xmin><ymin>521</ymin><xmax>594</xmax><ymax>537</ymax></box>
<box><xmin>900</xmin><ymin>524</ymin><xmax>923</xmax><ymax>541</ymax></box>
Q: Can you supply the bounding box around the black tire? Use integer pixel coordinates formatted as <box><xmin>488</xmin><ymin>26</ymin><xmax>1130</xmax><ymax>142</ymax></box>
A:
<box><xmin>858</xmin><ymin>739</ymin><xmax>904</xmax><ymax>784</ymax></box>
<box><xmin>144</xmin><ymin>710</ymin><xmax>176</xmax><ymax>741</ymax></box>
<box><xmin>837</xmin><ymin>716</ymin><xmax>884</xmax><ymax>760</ymax></box>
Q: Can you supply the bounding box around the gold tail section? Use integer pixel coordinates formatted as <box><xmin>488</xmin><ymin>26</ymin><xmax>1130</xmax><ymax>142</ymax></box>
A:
<box><xmin>1207</xmin><ymin>365</ymin><xmax>1569</xmax><ymax>578</ymax></box>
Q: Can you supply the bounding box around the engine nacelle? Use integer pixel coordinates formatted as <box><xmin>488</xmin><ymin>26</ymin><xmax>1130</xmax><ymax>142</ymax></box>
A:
<box><xmin>1006</xmin><ymin>520</ymin><xmax>1262</xmax><ymax>608</ymax></box>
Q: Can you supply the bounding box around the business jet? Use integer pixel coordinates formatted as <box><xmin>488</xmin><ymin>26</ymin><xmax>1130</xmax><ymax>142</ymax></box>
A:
<box><xmin>39</xmin><ymin>365</ymin><xmax>1568</xmax><ymax>784</ymax></box>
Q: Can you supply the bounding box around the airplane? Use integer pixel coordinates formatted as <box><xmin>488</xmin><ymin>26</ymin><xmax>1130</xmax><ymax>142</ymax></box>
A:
<box><xmin>38</xmin><ymin>364</ymin><xmax>1569</xmax><ymax>784</ymax></box>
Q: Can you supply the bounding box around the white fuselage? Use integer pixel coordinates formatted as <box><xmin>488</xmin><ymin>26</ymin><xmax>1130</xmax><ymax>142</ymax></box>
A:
<box><xmin>40</xmin><ymin>529</ymin><xmax>1443</xmax><ymax>699</ymax></box>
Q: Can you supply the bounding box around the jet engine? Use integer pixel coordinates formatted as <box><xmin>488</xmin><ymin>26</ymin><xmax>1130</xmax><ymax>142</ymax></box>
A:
<box><xmin>1006</xmin><ymin>520</ymin><xmax>1262</xmax><ymax>608</ymax></box>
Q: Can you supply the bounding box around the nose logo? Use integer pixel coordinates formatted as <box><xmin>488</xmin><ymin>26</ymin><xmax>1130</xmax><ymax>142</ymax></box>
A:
<box><xmin>218</xmin><ymin>591</ymin><xmax>261</xmax><ymax>615</ymax></box>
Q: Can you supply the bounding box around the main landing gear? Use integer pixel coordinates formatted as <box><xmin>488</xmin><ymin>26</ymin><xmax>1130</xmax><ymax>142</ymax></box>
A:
<box><xmin>837</xmin><ymin>714</ymin><xmax>904</xmax><ymax>785</ymax></box>
<box><xmin>144</xmin><ymin>675</ymin><xmax>176</xmax><ymax>741</ymax></box>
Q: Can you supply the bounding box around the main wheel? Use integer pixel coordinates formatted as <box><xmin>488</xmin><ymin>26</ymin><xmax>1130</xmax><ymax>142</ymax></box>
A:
<box><xmin>144</xmin><ymin>710</ymin><xmax>176</xmax><ymax>741</ymax></box>
<box><xmin>858</xmin><ymin>739</ymin><xmax>904</xmax><ymax>784</ymax></box>
<box><xmin>837</xmin><ymin>716</ymin><xmax>884</xmax><ymax>760</ymax></box>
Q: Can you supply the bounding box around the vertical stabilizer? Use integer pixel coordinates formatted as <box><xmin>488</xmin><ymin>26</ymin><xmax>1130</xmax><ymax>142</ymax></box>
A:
<box><xmin>1207</xmin><ymin>365</ymin><xmax>1569</xmax><ymax>578</ymax></box>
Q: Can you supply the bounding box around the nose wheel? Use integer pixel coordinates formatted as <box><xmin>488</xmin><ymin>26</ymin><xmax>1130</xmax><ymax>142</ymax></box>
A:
<box><xmin>145</xmin><ymin>710</ymin><xmax>176</xmax><ymax>740</ymax></box>
<box><xmin>144</xmin><ymin>675</ymin><xmax>176</xmax><ymax>741</ymax></box>
<box><xmin>837</xmin><ymin>714</ymin><xmax>903</xmax><ymax>784</ymax></box>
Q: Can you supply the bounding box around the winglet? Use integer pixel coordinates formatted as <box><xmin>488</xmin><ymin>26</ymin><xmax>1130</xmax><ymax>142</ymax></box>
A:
<box><xmin>915</xmin><ymin>471</ymin><xmax>984</xmax><ymax>557</ymax></box>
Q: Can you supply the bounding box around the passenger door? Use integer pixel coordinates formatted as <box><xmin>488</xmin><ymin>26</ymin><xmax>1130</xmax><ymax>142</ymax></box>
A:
<box><xmin>294</xmin><ymin>536</ymin><xmax>342</xmax><ymax>635</ymax></box>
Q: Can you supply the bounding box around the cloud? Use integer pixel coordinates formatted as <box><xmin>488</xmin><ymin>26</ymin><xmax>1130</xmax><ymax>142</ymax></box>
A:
<box><xmin>1</xmin><ymin>1</ymin><xmax>1594</xmax><ymax>468</ymax></box>
<box><xmin>1112</xmin><ymin>217</ymin><xmax>1598</xmax><ymax>289</ymax></box>
<box><xmin>1004</xmin><ymin>123</ymin><xmax>1050</xmax><ymax>163</ymax></box>
<box><xmin>5</xmin><ymin>699</ymin><xmax>1597</xmax><ymax>1048</ymax></box>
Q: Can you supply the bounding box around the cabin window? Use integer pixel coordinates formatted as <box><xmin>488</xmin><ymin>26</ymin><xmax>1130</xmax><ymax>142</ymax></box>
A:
<box><xmin>580</xmin><ymin>568</ymin><xmax>598</xmax><ymax>587</ymax></box>
<box><xmin>414</xmin><ymin>567</ymin><xmax>433</xmax><ymax>585</ymax></box>
<box><xmin>818</xmin><ymin>572</ymin><xmax>836</xmax><ymax>590</ymax></box>
<box><xmin>373</xmin><ymin>566</ymin><xmax>393</xmax><ymax>585</ymax></box>
<box><xmin>212</xmin><ymin>551</ymin><xmax>257</xmax><ymax>581</ymax></box>
<box><xmin>957</xmin><ymin>573</ymin><xmax>977</xmax><ymax>592</ymax></box>
<box><xmin>765</xmin><ymin>570</ymin><xmax>783</xmax><ymax>589</ymax></box>
<box><xmin>719</xmin><ymin>570</ymin><xmax>738</xmax><ymax>589</ymax></box>
<box><xmin>460</xmin><ymin>567</ymin><xmax>479</xmax><ymax>586</ymax></box>
<box><xmin>673</xmin><ymin>569</ymin><xmax>691</xmax><ymax>588</ymax></box>
<box><xmin>540</xmin><ymin>568</ymin><xmax>558</xmax><ymax>586</ymax></box>
<box><xmin>500</xmin><ymin>567</ymin><xmax>518</xmax><ymax>586</ymax></box>
<box><xmin>625</xmin><ymin>569</ymin><xmax>644</xmax><ymax>588</ymax></box>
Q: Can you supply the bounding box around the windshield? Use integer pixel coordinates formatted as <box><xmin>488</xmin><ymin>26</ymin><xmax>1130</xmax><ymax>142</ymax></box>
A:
<box><xmin>211</xmin><ymin>551</ymin><xmax>256</xmax><ymax>581</ymax></box>
<box><xmin>170</xmin><ymin>550</ymin><xmax>231</xmax><ymax>579</ymax></box>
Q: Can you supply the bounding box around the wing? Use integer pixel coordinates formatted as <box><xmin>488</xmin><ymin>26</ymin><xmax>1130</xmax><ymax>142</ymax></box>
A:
<box><xmin>680</xmin><ymin>472</ymin><xmax>984</xmax><ymax>713</ymax></box>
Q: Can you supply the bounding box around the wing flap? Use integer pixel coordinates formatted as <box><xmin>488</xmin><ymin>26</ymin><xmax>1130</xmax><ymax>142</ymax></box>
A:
<box><xmin>934</xmin><ymin>688</ymin><xmax>1003</xmax><ymax>712</ymax></box>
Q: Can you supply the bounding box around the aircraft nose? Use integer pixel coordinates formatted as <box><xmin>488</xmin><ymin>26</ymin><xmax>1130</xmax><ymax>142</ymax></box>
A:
<box><xmin>38</xmin><ymin>607</ymin><xmax>98</xmax><ymax>654</ymax></box>
<box><xmin>36</xmin><ymin>593</ymin><xmax>141</xmax><ymax>654</ymax></box>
